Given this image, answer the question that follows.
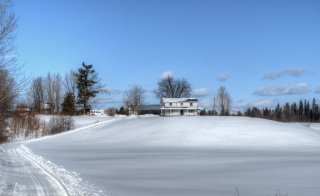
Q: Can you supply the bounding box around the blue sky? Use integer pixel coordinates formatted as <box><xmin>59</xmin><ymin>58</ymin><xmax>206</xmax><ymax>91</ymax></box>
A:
<box><xmin>12</xmin><ymin>0</ymin><xmax>320</xmax><ymax>110</ymax></box>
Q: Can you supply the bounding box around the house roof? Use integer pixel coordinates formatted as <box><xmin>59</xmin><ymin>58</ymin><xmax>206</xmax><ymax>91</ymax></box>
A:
<box><xmin>162</xmin><ymin>98</ymin><xmax>198</xmax><ymax>103</ymax></box>
<box><xmin>141</xmin><ymin>105</ymin><xmax>161</xmax><ymax>111</ymax></box>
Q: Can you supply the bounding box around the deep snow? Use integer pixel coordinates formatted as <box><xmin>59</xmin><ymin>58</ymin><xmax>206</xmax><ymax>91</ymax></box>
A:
<box><xmin>20</xmin><ymin>116</ymin><xmax>320</xmax><ymax>196</ymax></box>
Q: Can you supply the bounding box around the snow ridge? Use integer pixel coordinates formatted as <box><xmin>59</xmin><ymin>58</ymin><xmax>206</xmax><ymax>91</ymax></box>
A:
<box><xmin>18</xmin><ymin>145</ymin><xmax>106</xmax><ymax>196</ymax></box>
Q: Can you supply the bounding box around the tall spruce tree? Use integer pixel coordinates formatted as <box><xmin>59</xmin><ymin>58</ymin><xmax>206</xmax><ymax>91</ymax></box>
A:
<box><xmin>75</xmin><ymin>62</ymin><xmax>99</xmax><ymax>114</ymax></box>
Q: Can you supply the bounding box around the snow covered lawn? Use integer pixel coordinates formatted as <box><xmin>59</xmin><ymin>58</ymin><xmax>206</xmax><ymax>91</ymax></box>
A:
<box><xmin>2</xmin><ymin>116</ymin><xmax>320</xmax><ymax>195</ymax></box>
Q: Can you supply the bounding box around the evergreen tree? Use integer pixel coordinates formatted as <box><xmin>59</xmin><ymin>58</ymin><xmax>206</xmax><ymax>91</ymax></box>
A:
<box><xmin>61</xmin><ymin>92</ymin><xmax>77</xmax><ymax>115</ymax></box>
<box><xmin>304</xmin><ymin>100</ymin><xmax>310</xmax><ymax>122</ymax></box>
<box><xmin>298</xmin><ymin>100</ymin><xmax>304</xmax><ymax>121</ymax></box>
<box><xmin>263</xmin><ymin>107</ymin><xmax>270</xmax><ymax>119</ymax></box>
<box><xmin>291</xmin><ymin>102</ymin><xmax>298</xmax><ymax>121</ymax></box>
<box><xmin>251</xmin><ymin>107</ymin><xmax>261</xmax><ymax>117</ymax></box>
<box><xmin>75</xmin><ymin>62</ymin><xmax>99</xmax><ymax>114</ymax></box>
<box><xmin>237</xmin><ymin>111</ymin><xmax>242</xmax><ymax>116</ymax></box>
<box><xmin>118</xmin><ymin>106</ymin><xmax>128</xmax><ymax>115</ymax></box>
<box><xmin>274</xmin><ymin>103</ymin><xmax>282</xmax><ymax>121</ymax></box>
<box><xmin>245</xmin><ymin>108</ymin><xmax>251</xmax><ymax>117</ymax></box>
<box><xmin>315</xmin><ymin>103</ymin><xmax>320</xmax><ymax>122</ymax></box>
<box><xmin>199</xmin><ymin>109</ymin><xmax>207</xmax><ymax>116</ymax></box>
<box><xmin>311</xmin><ymin>98</ymin><xmax>317</xmax><ymax>122</ymax></box>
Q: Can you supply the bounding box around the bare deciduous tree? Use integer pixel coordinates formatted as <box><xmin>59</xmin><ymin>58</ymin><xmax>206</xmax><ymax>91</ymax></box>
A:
<box><xmin>53</xmin><ymin>73</ymin><xmax>62</xmax><ymax>114</ymax></box>
<box><xmin>0</xmin><ymin>2</ymin><xmax>17</xmax><ymax>142</ymax></box>
<box><xmin>124</xmin><ymin>85</ymin><xmax>145</xmax><ymax>115</ymax></box>
<box><xmin>64</xmin><ymin>70</ymin><xmax>77</xmax><ymax>97</ymax></box>
<box><xmin>46</xmin><ymin>73</ymin><xmax>54</xmax><ymax>114</ymax></box>
<box><xmin>216</xmin><ymin>86</ymin><xmax>232</xmax><ymax>116</ymax></box>
<box><xmin>156</xmin><ymin>76</ymin><xmax>192</xmax><ymax>98</ymax></box>
<box><xmin>30</xmin><ymin>77</ymin><xmax>44</xmax><ymax>113</ymax></box>
<box><xmin>0</xmin><ymin>3</ymin><xmax>17</xmax><ymax>70</ymax></box>
<box><xmin>44</xmin><ymin>72</ymin><xmax>62</xmax><ymax>114</ymax></box>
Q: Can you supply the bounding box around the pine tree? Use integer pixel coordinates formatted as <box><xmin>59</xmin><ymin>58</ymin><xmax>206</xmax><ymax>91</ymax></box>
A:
<box><xmin>263</xmin><ymin>107</ymin><xmax>270</xmax><ymax>119</ymax></box>
<box><xmin>315</xmin><ymin>103</ymin><xmax>320</xmax><ymax>122</ymax></box>
<box><xmin>61</xmin><ymin>92</ymin><xmax>77</xmax><ymax>115</ymax></box>
<box><xmin>75</xmin><ymin>62</ymin><xmax>99</xmax><ymax>114</ymax></box>
<box><xmin>274</xmin><ymin>103</ymin><xmax>282</xmax><ymax>121</ymax></box>
<box><xmin>298</xmin><ymin>100</ymin><xmax>304</xmax><ymax>121</ymax></box>
<box><xmin>291</xmin><ymin>102</ymin><xmax>298</xmax><ymax>121</ymax></box>
<box><xmin>311</xmin><ymin>98</ymin><xmax>317</xmax><ymax>122</ymax></box>
<box><xmin>304</xmin><ymin>100</ymin><xmax>310</xmax><ymax>122</ymax></box>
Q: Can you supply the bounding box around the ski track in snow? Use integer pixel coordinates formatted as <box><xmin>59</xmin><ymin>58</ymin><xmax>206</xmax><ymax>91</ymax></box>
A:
<box><xmin>0</xmin><ymin>115</ymin><xmax>121</xmax><ymax>196</ymax></box>
<box><xmin>0</xmin><ymin>143</ymin><xmax>106</xmax><ymax>196</ymax></box>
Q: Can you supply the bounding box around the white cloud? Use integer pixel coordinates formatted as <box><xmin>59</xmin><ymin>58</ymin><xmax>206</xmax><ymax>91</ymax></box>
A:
<box><xmin>254</xmin><ymin>83</ymin><xmax>310</xmax><ymax>96</ymax></box>
<box><xmin>216</xmin><ymin>75</ymin><xmax>230</xmax><ymax>82</ymax></box>
<box><xmin>192</xmin><ymin>88</ymin><xmax>210</xmax><ymax>97</ymax></box>
<box><xmin>263</xmin><ymin>68</ymin><xmax>306</xmax><ymax>80</ymax></box>
<box><xmin>160</xmin><ymin>71</ymin><xmax>174</xmax><ymax>79</ymax></box>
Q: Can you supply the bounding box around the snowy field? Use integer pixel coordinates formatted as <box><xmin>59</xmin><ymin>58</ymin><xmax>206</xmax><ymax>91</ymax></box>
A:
<box><xmin>2</xmin><ymin>116</ymin><xmax>320</xmax><ymax>195</ymax></box>
<box><xmin>38</xmin><ymin>114</ymin><xmax>118</xmax><ymax>128</ymax></box>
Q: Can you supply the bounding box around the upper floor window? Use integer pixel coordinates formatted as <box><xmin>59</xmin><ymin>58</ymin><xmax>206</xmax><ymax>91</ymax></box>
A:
<box><xmin>181</xmin><ymin>103</ymin><xmax>183</xmax><ymax>106</ymax></box>
<box><xmin>169</xmin><ymin>103</ymin><xmax>172</xmax><ymax>106</ymax></box>
<box><xmin>190</xmin><ymin>102</ymin><xmax>193</xmax><ymax>106</ymax></box>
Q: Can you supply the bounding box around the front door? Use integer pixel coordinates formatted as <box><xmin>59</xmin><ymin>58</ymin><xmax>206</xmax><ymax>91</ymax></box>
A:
<box><xmin>180</xmin><ymin>110</ymin><xmax>184</xmax><ymax>115</ymax></box>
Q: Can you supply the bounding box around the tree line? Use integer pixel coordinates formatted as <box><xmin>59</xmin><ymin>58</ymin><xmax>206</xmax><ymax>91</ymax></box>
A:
<box><xmin>243</xmin><ymin>98</ymin><xmax>320</xmax><ymax>122</ymax></box>
<box><xmin>29</xmin><ymin>62</ymin><xmax>100</xmax><ymax>116</ymax></box>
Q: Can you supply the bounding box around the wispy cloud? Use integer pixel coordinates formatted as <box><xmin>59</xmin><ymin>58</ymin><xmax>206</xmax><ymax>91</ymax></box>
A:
<box><xmin>251</xmin><ymin>99</ymin><xmax>274</xmax><ymax>107</ymax></box>
<box><xmin>233</xmin><ymin>98</ymin><xmax>277</xmax><ymax>111</ymax></box>
<box><xmin>263</xmin><ymin>68</ymin><xmax>306</xmax><ymax>80</ymax></box>
<box><xmin>160</xmin><ymin>71</ymin><xmax>174</xmax><ymax>79</ymax></box>
<box><xmin>216</xmin><ymin>75</ymin><xmax>230</xmax><ymax>82</ymax></box>
<box><xmin>192</xmin><ymin>88</ymin><xmax>210</xmax><ymax>97</ymax></box>
<box><xmin>98</xmin><ymin>87</ymin><xmax>122</xmax><ymax>94</ymax></box>
<box><xmin>254</xmin><ymin>83</ymin><xmax>310</xmax><ymax>96</ymax></box>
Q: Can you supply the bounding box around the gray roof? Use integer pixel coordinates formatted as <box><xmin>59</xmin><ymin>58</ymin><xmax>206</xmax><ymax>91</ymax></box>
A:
<box><xmin>162</xmin><ymin>98</ymin><xmax>198</xmax><ymax>103</ymax></box>
<box><xmin>141</xmin><ymin>105</ymin><xmax>161</xmax><ymax>111</ymax></box>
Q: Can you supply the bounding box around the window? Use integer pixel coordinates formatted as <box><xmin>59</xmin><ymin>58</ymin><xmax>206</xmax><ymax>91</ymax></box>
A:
<box><xmin>190</xmin><ymin>103</ymin><xmax>193</xmax><ymax>106</ymax></box>
<box><xmin>169</xmin><ymin>103</ymin><xmax>172</xmax><ymax>106</ymax></box>
<box><xmin>181</xmin><ymin>103</ymin><xmax>183</xmax><ymax>106</ymax></box>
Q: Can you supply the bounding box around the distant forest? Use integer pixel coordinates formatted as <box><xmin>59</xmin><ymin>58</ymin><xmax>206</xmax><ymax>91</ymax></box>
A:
<box><xmin>201</xmin><ymin>98</ymin><xmax>320</xmax><ymax>123</ymax></box>
<box><xmin>243</xmin><ymin>98</ymin><xmax>320</xmax><ymax>122</ymax></box>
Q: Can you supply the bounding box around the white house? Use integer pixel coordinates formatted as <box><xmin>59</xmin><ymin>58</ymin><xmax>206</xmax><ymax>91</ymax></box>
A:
<box><xmin>160</xmin><ymin>97</ymin><xmax>199</xmax><ymax>116</ymax></box>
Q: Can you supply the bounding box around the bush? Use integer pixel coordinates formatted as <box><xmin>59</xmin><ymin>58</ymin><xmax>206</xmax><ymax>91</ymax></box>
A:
<box><xmin>46</xmin><ymin>116</ymin><xmax>74</xmax><ymax>135</ymax></box>
<box><xmin>106</xmin><ymin>107</ymin><xmax>117</xmax><ymax>117</ymax></box>
<box><xmin>9</xmin><ymin>112</ymin><xmax>41</xmax><ymax>139</ymax></box>
<box><xmin>0</xmin><ymin>116</ymin><xmax>8</xmax><ymax>143</ymax></box>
